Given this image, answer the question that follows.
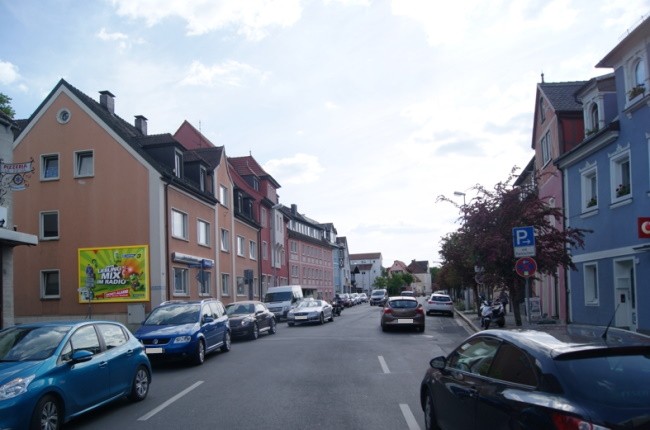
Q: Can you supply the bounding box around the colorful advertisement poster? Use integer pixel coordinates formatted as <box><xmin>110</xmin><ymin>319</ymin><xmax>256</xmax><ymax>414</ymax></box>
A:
<box><xmin>78</xmin><ymin>245</ymin><xmax>149</xmax><ymax>303</ymax></box>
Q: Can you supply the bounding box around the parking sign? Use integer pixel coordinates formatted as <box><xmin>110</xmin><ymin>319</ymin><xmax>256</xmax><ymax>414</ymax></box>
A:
<box><xmin>512</xmin><ymin>226</ymin><xmax>535</xmax><ymax>257</ymax></box>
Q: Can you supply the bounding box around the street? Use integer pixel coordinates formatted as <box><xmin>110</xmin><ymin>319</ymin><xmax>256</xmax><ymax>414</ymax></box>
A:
<box><xmin>68</xmin><ymin>301</ymin><xmax>473</xmax><ymax>430</ymax></box>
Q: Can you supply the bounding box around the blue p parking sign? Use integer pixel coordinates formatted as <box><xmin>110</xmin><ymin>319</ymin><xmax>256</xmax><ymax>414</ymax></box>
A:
<box><xmin>512</xmin><ymin>226</ymin><xmax>535</xmax><ymax>257</ymax></box>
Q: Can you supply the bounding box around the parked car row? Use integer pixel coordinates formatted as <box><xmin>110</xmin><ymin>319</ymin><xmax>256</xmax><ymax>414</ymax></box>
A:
<box><xmin>334</xmin><ymin>292</ymin><xmax>368</xmax><ymax>307</ymax></box>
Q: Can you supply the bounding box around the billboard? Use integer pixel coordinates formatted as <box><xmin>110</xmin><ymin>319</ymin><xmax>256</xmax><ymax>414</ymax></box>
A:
<box><xmin>78</xmin><ymin>245</ymin><xmax>149</xmax><ymax>303</ymax></box>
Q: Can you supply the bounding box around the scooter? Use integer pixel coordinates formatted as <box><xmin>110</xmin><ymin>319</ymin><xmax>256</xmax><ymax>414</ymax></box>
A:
<box><xmin>331</xmin><ymin>297</ymin><xmax>343</xmax><ymax>316</ymax></box>
<box><xmin>490</xmin><ymin>300</ymin><xmax>506</xmax><ymax>328</ymax></box>
<box><xmin>480</xmin><ymin>300</ymin><xmax>493</xmax><ymax>329</ymax></box>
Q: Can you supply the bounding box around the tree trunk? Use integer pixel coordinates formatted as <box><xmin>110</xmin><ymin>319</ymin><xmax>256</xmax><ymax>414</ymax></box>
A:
<box><xmin>511</xmin><ymin>278</ymin><xmax>523</xmax><ymax>326</ymax></box>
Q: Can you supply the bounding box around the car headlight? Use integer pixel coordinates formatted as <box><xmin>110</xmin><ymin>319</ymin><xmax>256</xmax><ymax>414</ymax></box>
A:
<box><xmin>241</xmin><ymin>317</ymin><xmax>254</xmax><ymax>326</ymax></box>
<box><xmin>0</xmin><ymin>375</ymin><xmax>35</xmax><ymax>400</ymax></box>
<box><xmin>173</xmin><ymin>336</ymin><xmax>192</xmax><ymax>344</ymax></box>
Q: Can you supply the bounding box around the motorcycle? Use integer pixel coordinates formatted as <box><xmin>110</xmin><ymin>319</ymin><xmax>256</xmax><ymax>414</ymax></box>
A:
<box><xmin>480</xmin><ymin>300</ymin><xmax>493</xmax><ymax>329</ymax></box>
<box><xmin>480</xmin><ymin>299</ymin><xmax>505</xmax><ymax>329</ymax></box>
<box><xmin>331</xmin><ymin>296</ymin><xmax>343</xmax><ymax>316</ymax></box>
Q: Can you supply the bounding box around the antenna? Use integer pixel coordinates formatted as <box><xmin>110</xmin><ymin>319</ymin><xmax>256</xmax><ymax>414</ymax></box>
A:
<box><xmin>602</xmin><ymin>302</ymin><xmax>621</xmax><ymax>340</ymax></box>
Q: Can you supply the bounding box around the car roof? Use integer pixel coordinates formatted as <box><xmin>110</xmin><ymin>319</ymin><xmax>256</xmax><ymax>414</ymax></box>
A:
<box><xmin>474</xmin><ymin>325</ymin><xmax>650</xmax><ymax>359</ymax></box>
<box><xmin>226</xmin><ymin>300</ymin><xmax>261</xmax><ymax>305</ymax></box>
<box><xmin>388</xmin><ymin>296</ymin><xmax>417</xmax><ymax>301</ymax></box>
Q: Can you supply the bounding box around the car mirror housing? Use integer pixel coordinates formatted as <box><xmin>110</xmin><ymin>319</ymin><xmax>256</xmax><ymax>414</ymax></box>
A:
<box><xmin>430</xmin><ymin>356</ymin><xmax>446</xmax><ymax>370</ymax></box>
<box><xmin>71</xmin><ymin>350</ymin><xmax>94</xmax><ymax>363</ymax></box>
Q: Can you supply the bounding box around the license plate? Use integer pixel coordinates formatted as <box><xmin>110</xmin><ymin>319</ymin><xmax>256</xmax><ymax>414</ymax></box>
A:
<box><xmin>397</xmin><ymin>319</ymin><xmax>413</xmax><ymax>324</ymax></box>
<box><xmin>295</xmin><ymin>316</ymin><xmax>307</xmax><ymax>320</ymax></box>
<box><xmin>146</xmin><ymin>347</ymin><xmax>163</xmax><ymax>354</ymax></box>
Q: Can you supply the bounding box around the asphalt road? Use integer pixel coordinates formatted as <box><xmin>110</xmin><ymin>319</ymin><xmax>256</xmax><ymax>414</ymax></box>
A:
<box><xmin>68</xmin><ymin>301</ymin><xmax>474</xmax><ymax>430</ymax></box>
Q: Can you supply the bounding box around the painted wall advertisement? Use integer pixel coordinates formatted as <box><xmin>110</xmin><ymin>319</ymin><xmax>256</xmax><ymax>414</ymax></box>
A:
<box><xmin>78</xmin><ymin>245</ymin><xmax>149</xmax><ymax>303</ymax></box>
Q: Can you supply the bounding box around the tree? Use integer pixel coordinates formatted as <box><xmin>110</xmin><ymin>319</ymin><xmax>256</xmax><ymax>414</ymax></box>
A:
<box><xmin>437</xmin><ymin>168</ymin><xmax>589</xmax><ymax>325</ymax></box>
<box><xmin>372</xmin><ymin>276</ymin><xmax>388</xmax><ymax>289</ymax></box>
<box><xmin>0</xmin><ymin>93</ymin><xmax>15</xmax><ymax>118</ymax></box>
<box><xmin>387</xmin><ymin>273</ymin><xmax>404</xmax><ymax>296</ymax></box>
<box><xmin>401</xmin><ymin>272</ymin><xmax>414</xmax><ymax>287</ymax></box>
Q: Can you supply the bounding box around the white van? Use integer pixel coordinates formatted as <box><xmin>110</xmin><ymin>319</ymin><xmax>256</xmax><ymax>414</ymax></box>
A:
<box><xmin>263</xmin><ymin>285</ymin><xmax>304</xmax><ymax>320</ymax></box>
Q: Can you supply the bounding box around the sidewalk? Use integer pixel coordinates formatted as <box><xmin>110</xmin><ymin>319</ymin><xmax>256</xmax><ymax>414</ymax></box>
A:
<box><xmin>455</xmin><ymin>308</ymin><xmax>567</xmax><ymax>334</ymax></box>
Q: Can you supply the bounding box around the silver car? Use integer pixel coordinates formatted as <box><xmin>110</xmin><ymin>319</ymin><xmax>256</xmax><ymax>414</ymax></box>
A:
<box><xmin>287</xmin><ymin>299</ymin><xmax>334</xmax><ymax>326</ymax></box>
<box><xmin>425</xmin><ymin>293</ymin><xmax>454</xmax><ymax>316</ymax></box>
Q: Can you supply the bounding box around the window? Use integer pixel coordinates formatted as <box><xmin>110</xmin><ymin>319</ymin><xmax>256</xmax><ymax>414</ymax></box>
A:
<box><xmin>584</xmin><ymin>263</ymin><xmax>599</xmax><ymax>304</ymax></box>
<box><xmin>488</xmin><ymin>343</ymin><xmax>537</xmax><ymax>386</ymax></box>
<box><xmin>261</xmin><ymin>208</ymin><xmax>267</xmax><ymax>228</ymax></box>
<box><xmin>69</xmin><ymin>325</ymin><xmax>101</xmax><ymax>355</ymax></box>
<box><xmin>237</xmin><ymin>236</ymin><xmax>245</xmax><ymax>256</ymax></box>
<box><xmin>581</xmin><ymin>165</ymin><xmax>598</xmax><ymax>211</ymax></box>
<box><xmin>610</xmin><ymin>148</ymin><xmax>631</xmax><ymax>200</ymax></box>
<box><xmin>249</xmin><ymin>240</ymin><xmax>257</xmax><ymax>260</ymax></box>
<box><xmin>198</xmin><ymin>220</ymin><xmax>210</xmax><ymax>246</ymax></box>
<box><xmin>198</xmin><ymin>272</ymin><xmax>211</xmax><ymax>296</ymax></box>
<box><xmin>447</xmin><ymin>337</ymin><xmax>500</xmax><ymax>376</ymax></box>
<box><xmin>40</xmin><ymin>211</ymin><xmax>59</xmax><ymax>240</ymax></box>
<box><xmin>627</xmin><ymin>57</ymin><xmax>647</xmax><ymax>100</ymax></box>
<box><xmin>171</xmin><ymin>209</ymin><xmax>188</xmax><ymax>240</ymax></box>
<box><xmin>200</xmin><ymin>166</ymin><xmax>207</xmax><ymax>192</ymax></box>
<box><xmin>221</xmin><ymin>273</ymin><xmax>230</xmax><ymax>296</ymax></box>
<box><xmin>589</xmin><ymin>103</ymin><xmax>599</xmax><ymax>134</ymax></box>
<box><xmin>634</xmin><ymin>59</ymin><xmax>646</xmax><ymax>87</ymax></box>
<box><xmin>97</xmin><ymin>324</ymin><xmax>127</xmax><ymax>349</ymax></box>
<box><xmin>41</xmin><ymin>270</ymin><xmax>60</xmax><ymax>298</ymax></box>
<box><xmin>74</xmin><ymin>150</ymin><xmax>94</xmax><ymax>177</ymax></box>
<box><xmin>540</xmin><ymin>131</ymin><xmax>551</xmax><ymax>165</ymax></box>
<box><xmin>262</xmin><ymin>241</ymin><xmax>268</xmax><ymax>260</ymax></box>
<box><xmin>173</xmin><ymin>267</ymin><xmax>188</xmax><ymax>295</ymax></box>
<box><xmin>221</xmin><ymin>229</ymin><xmax>230</xmax><ymax>252</ymax></box>
<box><xmin>219</xmin><ymin>185</ymin><xmax>229</xmax><ymax>207</ymax></box>
<box><xmin>237</xmin><ymin>276</ymin><xmax>245</xmax><ymax>295</ymax></box>
<box><xmin>174</xmin><ymin>151</ymin><xmax>182</xmax><ymax>178</ymax></box>
<box><xmin>41</xmin><ymin>154</ymin><xmax>59</xmax><ymax>180</ymax></box>
<box><xmin>290</xmin><ymin>241</ymin><xmax>297</xmax><ymax>253</ymax></box>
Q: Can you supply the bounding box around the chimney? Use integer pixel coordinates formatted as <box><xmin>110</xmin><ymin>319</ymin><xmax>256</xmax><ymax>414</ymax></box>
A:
<box><xmin>291</xmin><ymin>204</ymin><xmax>297</xmax><ymax>216</ymax></box>
<box><xmin>135</xmin><ymin>115</ymin><xmax>148</xmax><ymax>135</ymax></box>
<box><xmin>99</xmin><ymin>90</ymin><xmax>115</xmax><ymax>114</ymax></box>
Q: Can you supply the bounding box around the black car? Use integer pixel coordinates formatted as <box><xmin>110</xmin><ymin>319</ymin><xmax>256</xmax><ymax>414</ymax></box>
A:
<box><xmin>225</xmin><ymin>300</ymin><xmax>277</xmax><ymax>340</ymax></box>
<box><xmin>420</xmin><ymin>325</ymin><xmax>650</xmax><ymax>430</ymax></box>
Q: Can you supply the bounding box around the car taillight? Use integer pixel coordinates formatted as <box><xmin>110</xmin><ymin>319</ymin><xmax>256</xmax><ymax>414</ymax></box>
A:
<box><xmin>416</xmin><ymin>307</ymin><xmax>424</xmax><ymax>315</ymax></box>
<box><xmin>551</xmin><ymin>412</ymin><xmax>605</xmax><ymax>430</ymax></box>
<box><xmin>383</xmin><ymin>308</ymin><xmax>392</xmax><ymax>314</ymax></box>
<box><xmin>427</xmin><ymin>300</ymin><xmax>434</xmax><ymax>304</ymax></box>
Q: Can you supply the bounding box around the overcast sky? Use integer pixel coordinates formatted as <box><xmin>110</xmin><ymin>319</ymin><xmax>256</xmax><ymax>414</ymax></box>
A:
<box><xmin>1</xmin><ymin>0</ymin><xmax>648</xmax><ymax>266</ymax></box>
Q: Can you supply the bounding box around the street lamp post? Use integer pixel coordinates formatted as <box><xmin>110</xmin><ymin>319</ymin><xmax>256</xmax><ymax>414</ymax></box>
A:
<box><xmin>453</xmin><ymin>191</ymin><xmax>466</xmax><ymax>206</ymax></box>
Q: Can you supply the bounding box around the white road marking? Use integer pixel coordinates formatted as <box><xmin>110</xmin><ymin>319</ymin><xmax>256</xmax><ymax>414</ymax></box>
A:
<box><xmin>138</xmin><ymin>380</ymin><xmax>204</xmax><ymax>421</ymax></box>
<box><xmin>400</xmin><ymin>403</ymin><xmax>421</xmax><ymax>430</ymax></box>
<box><xmin>378</xmin><ymin>355</ymin><xmax>390</xmax><ymax>373</ymax></box>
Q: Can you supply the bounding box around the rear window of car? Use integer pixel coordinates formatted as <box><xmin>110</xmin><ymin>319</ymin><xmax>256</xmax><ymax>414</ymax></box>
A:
<box><xmin>555</xmin><ymin>353</ymin><xmax>650</xmax><ymax>407</ymax></box>
<box><xmin>401</xmin><ymin>291</ymin><xmax>414</xmax><ymax>296</ymax></box>
<box><xmin>431</xmin><ymin>295</ymin><xmax>451</xmax><ymax>302</ymax></box>
<box><xmin>388</xmin><ymin>299</ymin><xmax>417</xmax><ymax>309</ymax></box>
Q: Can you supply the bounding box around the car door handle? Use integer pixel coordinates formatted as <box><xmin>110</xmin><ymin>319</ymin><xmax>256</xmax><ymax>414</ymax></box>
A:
<box><xmin>99</xmin><ymin>361</ymin><xmax>108</xmax><ymax>368</ymax></box>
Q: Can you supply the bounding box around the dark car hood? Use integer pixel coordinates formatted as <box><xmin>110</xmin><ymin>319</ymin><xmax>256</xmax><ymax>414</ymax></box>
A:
<box><xmin>135</xmin><ymin>323</ymin><xmax>198</xmax><ymax>338</ymax></box>
<box><xmin>226</xmin><ymin>314</ymin><xmax>254</xmax><ymax>322</ymax></box>
<box><xmin>0</xmin><ymin>360</ymin><xmax>44</xmax><ymax>385</ymax></box>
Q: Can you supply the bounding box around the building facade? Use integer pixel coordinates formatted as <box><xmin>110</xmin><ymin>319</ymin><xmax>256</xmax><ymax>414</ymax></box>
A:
<box><xmin>349</xmin><ymin>252</ymin><xmax>383</xmax><ymax>294</ymax></box>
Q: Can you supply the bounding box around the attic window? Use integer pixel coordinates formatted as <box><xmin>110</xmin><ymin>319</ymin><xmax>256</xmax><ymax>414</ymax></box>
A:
<box><xmin>539</xmin><ymin>97</ymin><xmax>546</xmax><ymax>123</ymax></box>
<box><xmin>174</xmin><ymin>151</ymin><xmax>182</xmax><ymax>178</ymax></box>
<box><xmin>56</xmin><ymin>108</ymin><xmax>71</xmax><ymax>124</ymax></box>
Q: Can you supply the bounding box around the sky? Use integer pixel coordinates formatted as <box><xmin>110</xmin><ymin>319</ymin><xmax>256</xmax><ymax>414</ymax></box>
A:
<box><xmin>1</xmin><ymin>0</ymin><xmax>649</xmax><ymax>267</ymax></box>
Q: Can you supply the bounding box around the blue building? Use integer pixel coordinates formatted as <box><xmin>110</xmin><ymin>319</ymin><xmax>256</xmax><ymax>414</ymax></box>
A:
<box><xmin>556</xmin><ymin>17</ymin><xmax>650</xmax><ymax>333</ymax></box>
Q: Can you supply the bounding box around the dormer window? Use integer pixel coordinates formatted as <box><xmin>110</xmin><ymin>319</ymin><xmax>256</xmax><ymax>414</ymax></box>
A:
<box><xmin>539</xmin><ymin>97</ymin><xmax>546</xmax><ymax>123</ymax></box>
<box><xmin>587</xmin><ymin>103</ymin><xmax>599</xmax><ymax>135</ymax></box>
<box><xmin>199</xmin><ymin>166</ymin><xmax>207</xmax><ymax>192</ymax></box>
<box><xmin>174</xmin><ymin>151</ymin><xmax>182</xmax><ymax>178</ymax></box>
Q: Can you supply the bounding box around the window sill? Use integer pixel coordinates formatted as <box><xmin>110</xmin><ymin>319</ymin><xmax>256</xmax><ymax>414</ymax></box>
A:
<box><xmin>580</xmin><ymin>208</ymin><xmax>598</xmax><ymax>218</ymax></box>
<box><xmin>585</xmin><ymin>301</ymin><xmax>600</xmax><ymax>306</ymax></box>
<box><xmin>610</xmin><ymin>196</ymin><xmax>633</xmax><ymax>209</ymax></box>
<box><xmin>624</xmin><ymin>94</ymin><xmax>650</xmax><ymax>118</ymax></box>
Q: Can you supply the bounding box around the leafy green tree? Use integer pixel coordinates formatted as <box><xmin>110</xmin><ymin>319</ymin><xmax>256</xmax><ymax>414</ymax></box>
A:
<box><xmin>401</xmin><ymin>272</ymin><xmax>414</xmax><ymax>287</ymax></box>
<box><xmin>372</xmin><ymin>276</ymin><xmax>388</xmax><ymax>289</ymax></box>
<box><xmin>387</xmin><ymin>273</ymin><xmax>404</xmax><ymax>296</ymax></box>
<box><xmin>0</xmin><ymin>93</ymin><xmax>15</xmax><ymax>118</ymax></box>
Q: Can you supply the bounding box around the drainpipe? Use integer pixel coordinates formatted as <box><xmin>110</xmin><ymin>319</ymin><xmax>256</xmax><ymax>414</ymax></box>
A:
<box><xmin>163</xmin><ymin>177</ymin><xmax>171</xmax><ymax>303</ymax></box>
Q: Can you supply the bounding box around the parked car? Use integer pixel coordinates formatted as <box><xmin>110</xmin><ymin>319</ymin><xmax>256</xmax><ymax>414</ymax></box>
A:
<box><xmin>263</xmin><ymin>285</ymin><xmax>304</xmax><ymax>321</ymax></box>
<box><xmin>135</xmin><ymin>298</ymin><xmax>231</xmax><ymax>365</ymax></box>
<box><xmin>400</xmin><ymin>290</ymin><xmax>415</xmax><ymax>297</ymax></box>
<box><xmin>420</xmin><ymin>325</ymin><xmax>650</xmax><ymax>430</ymax></box>
<box><xmin>425</xmin><ymin>293</ymin><xmax>454</xmax><ymax>316</ymax></box>
<box><xmin>358</xmin><ymin>293</ymin><xmax>368</xmax><ymax>303</ymax></box>
<box><xmin>287</xmin><ymin>299</ymin><xmax>334</xmax><ymax>326</ymax></box>
<box><xmin>369</xmin><ymin>289</ymin><xmax>388</xmax><ymax>306</ymax></box>
<box><xmin>380</xmin><ymin>296</ymin><xmax>425</xmax><ymax>332</ymax></box>
<box><xmin>340</xmin><ymin>293</ymin><xmax>352</xmax><ymax>307</ymax></box>
<box><xmin>225</xmin><ymin>300</ymin><xmax>277</xmax><ymax>340</ymax></box>
<box><xmin>0</xmin><ymin>321</ymin><xmax>151</xmax><ymax>430</ymax></box>
<box><xmin>350</xmin><ymin>293</ymin><xmax>360</xmax><ymax>305</ymax></box>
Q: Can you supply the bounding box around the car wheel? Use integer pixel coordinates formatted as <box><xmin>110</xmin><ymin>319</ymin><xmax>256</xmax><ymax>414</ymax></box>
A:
<box><xmin>193</xmin><ymin>340</ymin><xmax>206</xmax><ymax>365</ymax></box>
<box><xmin>288</xmin><ymin>322</ymin><xmax>294</xmax><ymax>327</ymax></box>
<box><xmin>129</xmin><ymin>365</ymin><xmax>150</xmax><ymax>401</ymax></box>
<box><xmin>269</xmin><ymin>318</ymin><xmax>277</xmax><ymax>334</ymax></box>
<box><xmin>221</xmin><ymin>331</ymin><xmax>231</xmax><ymax>352</ymax></box>
<box><xmin>424</xmin><ymin>390</ymin><xmax>441</xmax><ymax>430</ymax></box>
<box><xmin>250</xmin><ymin>323</ymin><xmax>259</xmax><ymax>340</ymax></box>
<box><xmin>31</xmin><ymin>394</ymin><xmax>61</xmax><ymax>430</ymax></box>
<box><xmin>381</xmin><ymin>324</ymin><xmax>387</xmax><ymax>332</ymax></box>
<box><xmin>319</xmin><ymin>313</ymin><xmax>325</xmax><ymax>325</ymax></box>
<box><xmin>329</xmin><ymin>311</ymin><xmax>334</xmax><ymax>322</ymax></box>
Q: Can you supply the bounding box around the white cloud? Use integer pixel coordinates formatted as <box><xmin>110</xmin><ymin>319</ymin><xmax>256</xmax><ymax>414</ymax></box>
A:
<box><xmin>263</xmin><ymin>153</ymin><xmax>325</xmax><ymax>184</ymax></box>
<box><xmin>180</xmin><ymin>60</ymin><xmax>268</xmax><ymax>87</ymax></box>
<box><xmin>0</xmin><ymin>61</ymin><xmax>21</xmax><ymax>85</ymax></box>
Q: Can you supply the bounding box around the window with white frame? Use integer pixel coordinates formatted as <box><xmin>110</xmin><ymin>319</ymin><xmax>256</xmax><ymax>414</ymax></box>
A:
<box><xmin>198</xmin><ymin>272</ymin><xmax>211</xmax><ymax>296</ymax></box>
<box><xmin>41</xmin><ymin>154</ymin><xmax>59</xmax><ymax>180</ymax></box>
<box><xmin>627</xmin><ymin>55</ymin><xmax>647</xmax><ymax>101</ymax></box>
<box><xmin>40</xmin><ymin>211</ymin><xmax>59</xmax><ymax>240</ymax></box>
<box><xmin>249</xmin><ymin>240</ymin><xmax>257</xmax><ymax>260</ymax></box>
<box><xmin>581</xmin><ymin>165</ymin><xmax>598</xmax><ymax>211</ymax></box>
<box><xmin>237</xmin><ymin>236</ymin><xmax>245</xmax><ymax>256</ymax></box>
<box><xmin>41</xmin><ymin>270</ymin><xmax>60</xmax><ymax>298</ymax></box>
<box><xmin>171</xmin><ymin>209</ymin><xmax>188</xmax><ymax>240</ymax></box>
<box><xmin>174</xmin><ymin>151</ymin><xmax>182</xmax><ymax>178</ymax></box>
<box><xmin>290</xmin><ymin>241</ymin><xmax>297</xmax><ymax>253</ymax></box>
<box><xmin>583</xmin><ymin>263</ymin><xmax>598</xmax><ymax>304</ymax></box>
<box><xmin>610</xmin><ymin>148</ymin><xmax>631</xmax><ymax>200</ymax></box>
<box><xmin>198</xmin><ymin>219</ymin><xmax>210</xmax><ymax>246</ymax></box>
<box><xmin>221</xmin><ymin>273</ymin><xmax>230</xmax><ymax>296</ymax></box>
<box><xmin>219</xmin><ymin>185</ymin><xmax>229</xmax><ymax>207</ymax></box>
<box><xmin>541</xmin><ymin>131</ymin><xmax>551</xmax><ymax>165</ymax></box>
<box><xmin>220</xmin><ymin>229</ymin><xmax>230</xmax><ymax>252</ymax></box>
<box><xmin>262</xmin><ymin>241</ymin><xmax>268</xmax><ymax>260</ymax></box>
<box><xmin>74</xmin><ymin>150</ymin><xmax>94</xmax><ymax>177</ymax></box>
<box><xmin>173</xmin><ymin>267</ymin><xmax>188</xmax><ymax>295</ymax></box>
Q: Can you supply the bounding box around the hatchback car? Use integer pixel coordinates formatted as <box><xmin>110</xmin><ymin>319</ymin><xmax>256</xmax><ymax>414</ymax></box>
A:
<box><xmin>380</xmin><ymin>296</ymin><xmax>425</xmax><ymax>332</ymax></box>
<box><xmin>226</xmin><ymin>300</ymin><xmax>277</xmax><ymax>340</ymax></box>
<box><xmin>0</xmin><ymin>321</ymin><xmax>151</xmax><ymax>430</ymax></box>
<box><xmin>425</xmin><ymin>293</ymin><xmax>454</xmax><ymax>316</ymax></box>
<box><xmin>135</xmin><ymin>299</ymin><xmax>230</xmax><ymax>365</ymax></box>
<box><xmin>287</xmin><ymin>299</ymin><xmax>334</xmax><ymax>326</ymax></box>
<box><xmin>420</xmin><ymin>325</ymin><xmax>650</xmax><ymax>430</ymax></box>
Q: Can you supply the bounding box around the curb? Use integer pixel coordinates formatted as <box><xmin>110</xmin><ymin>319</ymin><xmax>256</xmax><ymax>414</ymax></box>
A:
<box><xmin>455</xmin><ymin>309</ymin><xmax>480</xmax><ymax>332</ymax></box>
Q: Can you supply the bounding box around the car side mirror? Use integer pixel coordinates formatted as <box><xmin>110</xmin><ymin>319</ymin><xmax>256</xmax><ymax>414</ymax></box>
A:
<box><xmin>71</xmin><ymin>350</ymin><xmax>94</xmax><ymax>363</ymax></box>
<box><xmin>202</xmin><ymin>315</ymin><xmax>215</xmax><ymax>324</ymax></box>
<box><xmin>430</xmin><ymin>356</ymin><xmax>446</xmax><ymax>370</ymax></box>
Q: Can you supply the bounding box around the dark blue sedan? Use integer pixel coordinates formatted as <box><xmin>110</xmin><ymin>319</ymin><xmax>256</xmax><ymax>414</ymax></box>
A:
<box><xmin>0</xmin><ymin>321</ymin><xmax>151</xmax><ymax>430</ymax></box>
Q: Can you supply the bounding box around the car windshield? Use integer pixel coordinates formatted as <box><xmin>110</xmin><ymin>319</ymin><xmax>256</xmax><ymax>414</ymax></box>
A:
<box><xmin>226</xmin><ymin>303</ymin><xmax>255</xmax><ymax>315</ymax></box>
<box><xmin>0</xmin><ymin>325</ymin><xmax>70</xmax><ymax>361</ymax></box>
<box><xmin>555</xmin><ymin>353</ymin><xmax>650</xmax><ymax>407</ymax></box>
<box><xmin>371</xmin><ymin>291</ymin><xmax>385</xmax><ymax>297</ymax></box>
<box><xmin>264</xmin><ymin>292</ymin><xmax>292</xmax><ymax>302</ymax></box>
<box><xmin>298</xmin><ymin>300</ymin><xmax>321</xmax><ymax>308</ymax></box>
<box><xmin>145</xmin><ymin>303</ymin><xmax>200</xmax><ymax>325</ymax></box>
<box><xmin>389</xmin><ymin>300</ymin><xmax>417</xmax><ymax>309</ymax></box>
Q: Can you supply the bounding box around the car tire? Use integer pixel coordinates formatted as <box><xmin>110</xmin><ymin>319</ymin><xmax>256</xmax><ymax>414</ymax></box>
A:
<box><xmin>288</xmin><ymin>322</ymin><xmax>294</xmax><ymax>327</ymax></box>
<box><xmin>381</xmin><ymin>324</ymin><xmax>387</xmax><ymax>332</ymax></box>
<box><xmin>424</xmin><ymin>390</ymin><xmax>441</xmax><ymax>430</ymax></box>
<box><xmin>250</xmin><ymin>323</ymin><xmax>259</xmax><ymax>340</ymax></box>
<box><xmin>221</xmin><ymin>331</ymin><xmax>232</xmax><ymax>352</ymax></box>
<box><xmin>193</xmin><ymin>340</ymin><xmax>206</xmax><ymax>365</ymax></box>
<box><xmin>269</xmin><ymin>318</ymin><xmax>277</xmax><ymax>334</ymax></box>
<box><xmin>329</xmin><ymin>311</ymin><xmax>334</xmax><ymax>322</ymax></box>
<box><xmin>129</xmin><ymin>365</ymin><xmax>150</xmax><ymax>401</ymax></box>
<box><xmin>31</xmin><ymin>394</ymin><xmax>61</xmax><ymax>430</ymax></box>
<box><xmin>319</xmin><ymin>313</ymin><xmax>325</xmax><ymax>325</ymax></box>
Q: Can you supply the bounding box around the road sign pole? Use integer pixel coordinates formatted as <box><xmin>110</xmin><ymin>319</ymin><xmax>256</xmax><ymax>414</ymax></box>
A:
<box><xmin>525</xmin><ymin>277</ymin><xmax>530</xmax><ymax>324</ymax></box>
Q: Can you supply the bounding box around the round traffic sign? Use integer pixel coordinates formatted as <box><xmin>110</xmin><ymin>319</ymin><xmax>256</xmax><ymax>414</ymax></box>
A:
<box><xmin>515</xmin><ymin>257</ymin><xmax>537</xmax><ymax>278</ymax></box>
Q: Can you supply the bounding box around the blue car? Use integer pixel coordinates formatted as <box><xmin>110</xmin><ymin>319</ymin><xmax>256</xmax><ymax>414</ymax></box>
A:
<box><xmin>135</xmin><ymin>299</ymin><xmax>231</xmax><ymax>365</ymax></box>
<box><xmin>0</xmin><ymin>320</ymin><xmax>151</xmax><ymax>430</ymax></box>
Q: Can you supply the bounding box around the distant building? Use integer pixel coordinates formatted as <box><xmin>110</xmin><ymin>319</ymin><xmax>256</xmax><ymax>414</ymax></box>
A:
<box><xmin>407</xmin><ymin>259</ymin><xmax>431</xmax><ymax>295</ymax></box>
<box><xmin>349</xmin><ymin>252</ymin><xmax>383</xmax><ymax>294</ymax></box>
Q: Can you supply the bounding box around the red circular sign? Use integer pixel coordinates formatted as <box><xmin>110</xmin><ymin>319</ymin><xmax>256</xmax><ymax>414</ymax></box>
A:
<box><xmin>515</xmin><ymin>257</ymin><xmax>537</xmax><ymax>278</ymax></box>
